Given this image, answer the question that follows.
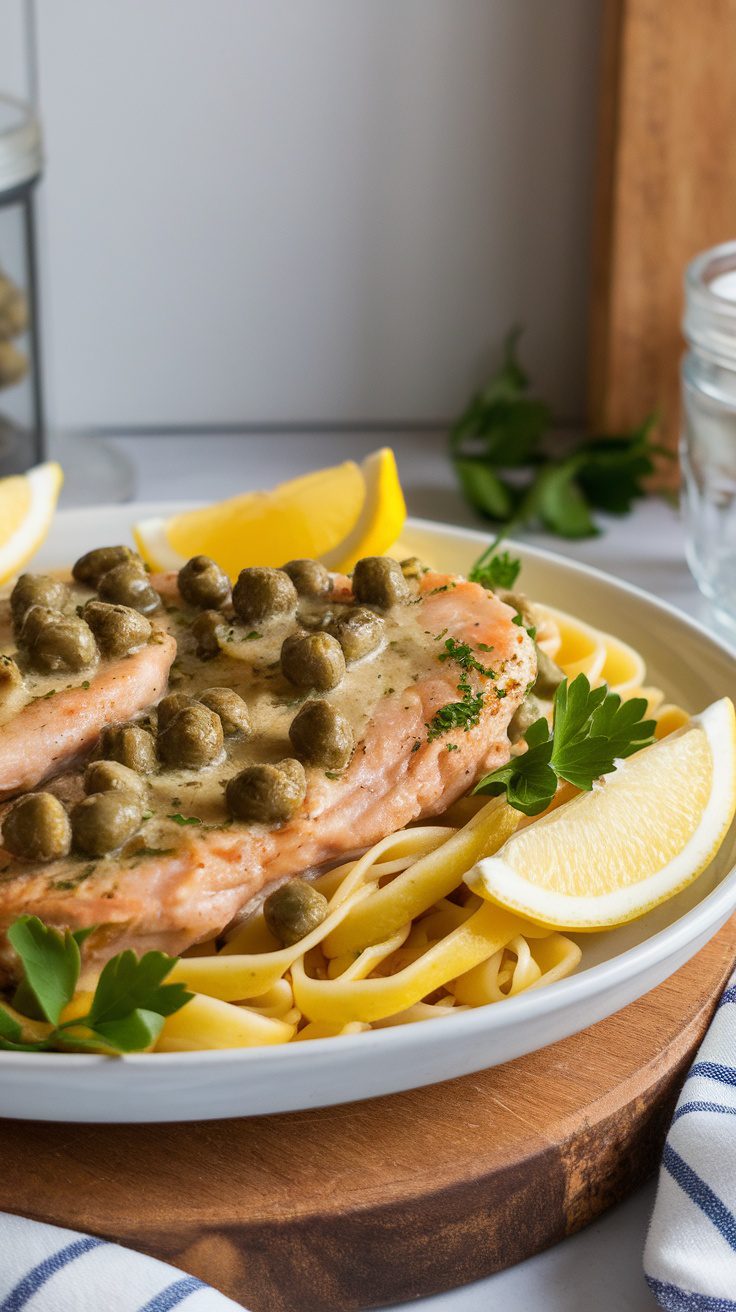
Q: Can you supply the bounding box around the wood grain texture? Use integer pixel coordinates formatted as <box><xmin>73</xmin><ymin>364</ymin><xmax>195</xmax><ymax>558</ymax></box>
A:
<box><xmin>589</xmin><ymin>0</ymin><xmax>736</xmax><ymax>477</ymax></box>
<box><xmin>2</xmin><ymin>918</ymin><xmax>735</xmax><ymax>1311</ymax></box>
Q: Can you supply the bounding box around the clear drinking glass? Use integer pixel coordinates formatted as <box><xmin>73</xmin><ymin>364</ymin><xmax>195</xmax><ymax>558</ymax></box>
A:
<box><xmin>682</xmin><ymin>241</ymin><xmax>736</xmax><ymax>636</ymax></box>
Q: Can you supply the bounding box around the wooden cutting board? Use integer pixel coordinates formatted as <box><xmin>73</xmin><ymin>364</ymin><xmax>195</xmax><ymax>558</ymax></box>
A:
<box><xmin>0</xmin><ymin>917</ymin><xmax>734</xmax><ymax>1312</ymax></box>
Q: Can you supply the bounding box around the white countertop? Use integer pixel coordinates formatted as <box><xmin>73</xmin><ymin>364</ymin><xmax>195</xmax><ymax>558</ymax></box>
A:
<box><xmin>80</xmin><ymin>429</ymin><xmax>731</xmax><ymax>1312</ymax></box>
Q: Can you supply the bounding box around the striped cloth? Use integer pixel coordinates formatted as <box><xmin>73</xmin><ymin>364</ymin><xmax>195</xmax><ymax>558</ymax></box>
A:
<box><xmin>0</xmin><ymin>1213</ymin><xmax>246</xmax><ymax>1311</ymax></box>
<box><xmin>645</xmin><ymin>974</ymin><xmax>736</xmax><ymax>1310</ymax></box>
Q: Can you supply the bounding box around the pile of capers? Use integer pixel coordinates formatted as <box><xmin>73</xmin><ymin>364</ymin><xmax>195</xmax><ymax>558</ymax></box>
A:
<box><xmin>74</xmin><ymin>544</ymin><xmax>161</xmax><ymax>615</ymax></box>
<box><xmin>7</xmin><ymin>546</ymin><xmax>163</xmax><ymax>678</ymax></box>
<box><xmin>11</xmin><ymin>574</ymin><xmax>98</xmax><ymax>675</ymax></box>
<box><xmin>1</xmin><ymin>761</ymin><xmax>147</xmax><ymax>863</ymax></box>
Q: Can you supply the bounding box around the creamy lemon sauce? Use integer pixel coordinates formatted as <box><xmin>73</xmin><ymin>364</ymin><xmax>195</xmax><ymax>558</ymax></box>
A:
<box><xmin>0</xmin><ymin>577</ymin><xmax>482</xmax><ymax>855</ymax></box>
<box><xmin>140</xmin><ymin>590</ymin><xmax>446</xmax><ymax>835</ymax></box>
<box><xmin>0</xmin><ymin>581</ymin><xmax>102</xmax><ymax>726</ymax></box>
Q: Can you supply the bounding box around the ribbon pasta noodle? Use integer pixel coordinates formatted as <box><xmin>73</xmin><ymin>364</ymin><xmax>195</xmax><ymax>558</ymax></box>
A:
<box><xmin>159</xmin><ymin>606</ymin><xmax>687</xmax><ymax>1052</ymax></box>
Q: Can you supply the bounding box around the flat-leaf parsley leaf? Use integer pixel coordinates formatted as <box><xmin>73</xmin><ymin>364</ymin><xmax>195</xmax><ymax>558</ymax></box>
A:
<box><xmin>473</xmin><ymin>673</ymin><xmax>655</xmax><ymax>815</ymax></box>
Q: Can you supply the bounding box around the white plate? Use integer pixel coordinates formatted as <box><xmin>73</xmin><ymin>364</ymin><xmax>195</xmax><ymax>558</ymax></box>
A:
<box><xmin>1</xmin><ymin>505</ymin><xmax>734</xmax><ymax>1123</ymax></box>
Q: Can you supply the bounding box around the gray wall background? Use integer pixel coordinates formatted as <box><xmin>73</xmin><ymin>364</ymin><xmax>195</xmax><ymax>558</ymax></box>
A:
<box><xmin>2</xmin><ymin>0</ymin><xmax>602</xmax><ymax>431</ymax></box>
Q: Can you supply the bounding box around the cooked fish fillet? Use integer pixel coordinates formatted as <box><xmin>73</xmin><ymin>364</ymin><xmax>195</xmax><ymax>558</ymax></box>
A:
<box><xmin>0</xmin><ymin>569</ymin><xmax>535</xmax><ymax>971</ymax></box>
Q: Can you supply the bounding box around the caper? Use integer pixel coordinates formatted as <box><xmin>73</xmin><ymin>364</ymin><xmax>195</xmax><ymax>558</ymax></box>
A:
<box><xmin>71</xmin><ymin>792</ymin><xmax>143</xmax><ymax>856</ymax></box>
<box><xmin>0</xmin><ymin>654</ymin><xmax>22</xmax><ymax>700</ymax></box>
<box><xmin>10</xmin><ymin>573</ymin><xmax>69</xmax><ymax>627</ymax></box>
<box><xmin>400</xmin><ymin>556</ymin><xmax>426</xmax><ymax>579</ymax></box>
<box><xmin>72</xmin><ymin>544</ymin><xmax>140</xmax><ymax>587</ymax></box>
<box><xmin>156</xmin><ymin>691</ymin><xmax>196</xmax><ymax>732</ymax></box>
<box><xmin>83</xmin><ymin>600</ymin><xmax>152</xmax><ymax>658</ymax></box>
<box><xmin>282</xmin><ymin>558</ymin><xmax>331</xmax><ymax>598</ymax></box>
<box><xmin>100</xmin><ymin>723</ymin><xmax>157</xmax><ymax>774</ymax></box>
<box><xmin>199</xmin><ymin>687</ymin><xmax>251</xmax><ymax>737</ymax></box>
<box><xmin>232</xmin><ymin>567</ymin><xmax>297</xmax><ymax>625</ymax></box>
<box><xmin>225</xmin><ymin>758</ymin><xmax>306</xmax><ymax>825</ymax></box>
<box><xmin>280</xmin><ymin>631</ymin><xmax>345</xmax><ymax>691</ymax></box>
<box><xmin>263</xmin><ymin>878</ymin><xmax>329</xmax><ymax>947</ymax></box>
<box><xmin>22</xmin><ymin>611</ymin><xmax>97</xmax><ymax>674</ymax></box>
<box><xmin>84</xmin><ymin>759</ymin><xmax>148</xmax><ymax>804</ymax></box>
<box><xmin>534</xmin><ymin>646</ymin><xmax>566</xmax><ymax>699</ymax></box>
<box><xmin>327</xmin><ymin>607</ymin><xmax>384</xmax><ymax>663</ymax></box>
<box><xmin>190</xmin><ymin>609</ymin><xmax>223</xmax><ymax>659</ymax></box>
<box><xmin>18</xmin><ymin>605</ymin><xmax>59</xmax><ymax>645</ymax></box>
<box><xmin>2</xmin><ymin>792</ymin><xmax>71</xmax><ymax>863</ymax></box>
<box><xmin>98</xmin><ymin>562</ymin><xmax>160</xmax><ymax>614</ymax></box>
<box><xmin>289</xmin><ymin>699</ymin><xmax>353</xmax><ymax>769</ymax></box>
<box><xmin>178</xmin><ymin>555</ymin><xmax>231</xmax><ymax>609</ymax></box>
<box><xmin>507</xmin><ymin>694</ymin><xmax>544</xmax><ymax>745</ymax></box>
<box><xmin>352</xmin><ymin>556</ymin><xmax>409</xmax><ymax>608</ymax></box>
<box><xmin>157</xmin><ymin>703</ymin><xmax>224</xmax><ymax>770</ymax></box>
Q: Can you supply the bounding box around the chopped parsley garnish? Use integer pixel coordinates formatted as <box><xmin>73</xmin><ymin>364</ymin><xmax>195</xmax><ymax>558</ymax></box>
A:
<box><xmin>474</xmin><ymin>673</ymin><xmax>655</xmax><ymax>815</ymax></box>
<box><xmin>512</xmin><ymin>613</ymin><xmax>537</xmax><ymax>639</ymax></box>
<box><xmin>427</xmin><ymin>677</ymin><xmax>485</xmax><ymax>742</ymax></box>
<box><xmin>445</xmin><ymin>743</ymin><xmax>459</xmax><ymax>752</ymax></box>
<box><xmin>438</xmin><ymin>637</ymin><xmax>495</xmax><ymax>679</ymax></box>
<box><xmin>0</xmin><ymin>916</ymin><xmax>191</xmax><ymax>1054</ymax></box>
<box><xmin>245</xmin><ymin>631</ymin><xmax>261</xmax><ymax>641</ymax></box>
<box><xmin>324</xmin><ymin>770</ymin><xmax>343</xmax><ymax>780</ymax></box>
<box><xmin>167</xmin><ymin>814</ymin><xmax>202</xmax><ymax>826</ymax></box>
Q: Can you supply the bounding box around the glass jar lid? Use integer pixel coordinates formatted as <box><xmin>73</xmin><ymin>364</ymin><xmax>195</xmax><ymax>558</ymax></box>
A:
<box><xmin>0</xmin><ymin>94</ymin><xmax>42</xmax><ymax>196</ymax></box>
<box><xmin>684</xmin><ymin>240</ymin><xmax>736</xmax><ymax>369</ymax></box>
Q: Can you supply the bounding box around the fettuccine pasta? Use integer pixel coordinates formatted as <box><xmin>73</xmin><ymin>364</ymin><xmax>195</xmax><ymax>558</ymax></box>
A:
<box><xmin>158</xmin><ymin>605</ymin><xmax>688</xmax><ymax>1051</ymax></box>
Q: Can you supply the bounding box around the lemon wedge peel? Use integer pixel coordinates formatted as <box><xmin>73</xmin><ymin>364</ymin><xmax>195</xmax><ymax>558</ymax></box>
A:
<box><xmin>134</xmin><ymin>448</ymin><xmax>406</xmax><ymax>578</ymax></box>
<box><xmin>465</xmin><ymin>698</ymin><xmax>736</xmax><ymax>931</ymax></box>
<box><xmin>320</xmin><ymin>448</ymin><xmax>406</xmax><ymax>571</ymax></box>
<box><xmin>0</xmin><ymin>462</ymin><xmax>64</xmax><ymax>584</ymax></box>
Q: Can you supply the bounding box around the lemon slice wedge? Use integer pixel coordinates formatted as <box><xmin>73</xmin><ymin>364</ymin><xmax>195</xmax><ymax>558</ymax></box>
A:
<box><xmin>0</xmin><ymin>462</ymin><xmax>64</xmax><ymax>584</ymax></box>
<box><xmin>134</xmin><ymin>447</ymin><xmax>406</xmax><ymax>578</ymax></box>
<box><xmin>465</xmin><ymin>698</ymin><xmax>736</xmax><ymax>930</ymax></box>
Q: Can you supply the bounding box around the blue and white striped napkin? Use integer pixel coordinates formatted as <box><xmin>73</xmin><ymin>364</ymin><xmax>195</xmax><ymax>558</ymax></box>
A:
<box><xmin>645</xmin><ymin>973</ymin><xmax>736</xmax><ymax>1310</ymax></box>
<box><xmin>0</xmin><ymin>1213</ymin><xmax>246</xmax><ymax>1311</ymax></box>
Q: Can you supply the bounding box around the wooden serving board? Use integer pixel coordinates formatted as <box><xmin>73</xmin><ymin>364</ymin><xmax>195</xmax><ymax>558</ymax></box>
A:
<box><xmin>1</xmin><ymin>918</ymin><xmax>735</xmax><ymax>1312</ymax></box>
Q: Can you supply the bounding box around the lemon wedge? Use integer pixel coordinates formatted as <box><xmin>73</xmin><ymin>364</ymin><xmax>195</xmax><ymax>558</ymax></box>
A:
<box><xmin>134</xmin><ymin>447</ymin><xmax>406</xmax><ymax>578</ymax></box>
<box><xmin>465</xmin><ymin>698</ymin><xmax>736</xmax><ymax>930</ymax></box>
<box><xmin>0</xmin><ymin>462</ymin><xmax>63</xmax><ymax>584</ymax></box>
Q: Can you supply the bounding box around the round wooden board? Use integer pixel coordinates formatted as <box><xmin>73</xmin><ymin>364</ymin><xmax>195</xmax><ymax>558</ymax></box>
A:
<box><xmin>1</xmin><ymin>918</ymin><xmax>735</xmax><ymax>1312</ymax></box>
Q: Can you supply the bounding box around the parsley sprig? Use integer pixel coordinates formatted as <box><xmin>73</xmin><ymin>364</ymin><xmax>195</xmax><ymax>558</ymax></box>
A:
<box><xmin>468</xmin><ymin>548</ymin><xmax>521</xmax><ymax>591</ymax></box>
<box><xmin>0</xmin><ymin>917</ymin><xmax>192</xmax><ymax>1054</ymax></box>
<box><xmin>451</xmin><ymin>329</ymin><xmax>672</xmax><ymax>539</ymax></box>
<box><xmin>474</xmin><ymin>673</ymin><xmax>656</xmax><ymax>815</ymax></box>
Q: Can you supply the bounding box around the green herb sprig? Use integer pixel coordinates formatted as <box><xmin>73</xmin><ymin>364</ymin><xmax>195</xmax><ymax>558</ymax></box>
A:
<box><xmin>451</xmin><ymin>330</ymin><xmax>672</xmax><ymax>539</ymax></box>
<box><xmin>0</xmin><ymin>917</ymin><xmax>192</xmax><ymax>1054</ymax></box>
<box><xmin>474</xmin><ymin>673</ymin><xmax>656</xmax><ymax>815</ymax></box>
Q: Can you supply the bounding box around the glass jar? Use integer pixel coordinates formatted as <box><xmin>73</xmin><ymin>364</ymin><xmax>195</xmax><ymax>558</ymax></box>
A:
<box><xmin>0</xmin><ymin>93</ymin><xmax>43</xmax><ymax>476</ymax></box>
<box><xmin>682</xmin><ymin>241</ymin><xmax>736</xmax><ymax>636</ymax></box>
